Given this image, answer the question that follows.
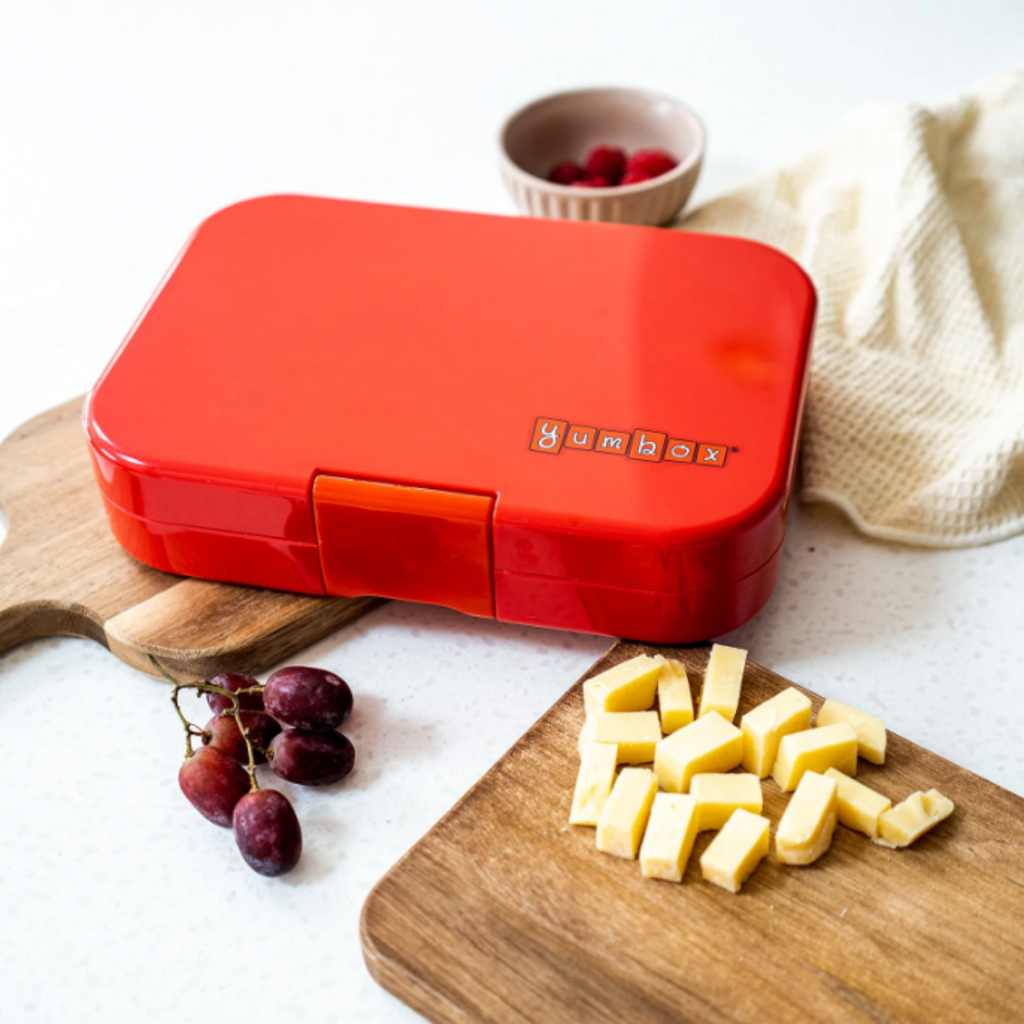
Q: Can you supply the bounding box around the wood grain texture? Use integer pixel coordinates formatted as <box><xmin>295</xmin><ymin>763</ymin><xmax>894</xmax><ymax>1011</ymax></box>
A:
<box><xmin>0</xmin><ymin>397</ymin><xmax>380</xmax><ymax>680</ymax></box>
<box><xmin>362</xmin><ymin>641</ymin><xmax>1024</xmax><ymax>1024</ymax></box>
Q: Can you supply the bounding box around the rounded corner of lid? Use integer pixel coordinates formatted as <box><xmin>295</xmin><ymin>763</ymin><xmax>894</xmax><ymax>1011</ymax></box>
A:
<box><xmin>697</xmin><ymin>231</ymin><xmax>816</xmax><ymax>307</ymax></box>
<box><xmin>668</xmin><ymin>475</ymin><xmax>792</xmax><ymax>550</ymax></box>
<box><xmin>777</xmin><ymin>251</ymin><xmax>817</xmax><ymax>314</ymax></box>
<box><xmin>81</xmin><ymin>386</ymin><xmax>98</xmax><ymax>439</ymax></box>
<box><xmin>81</xmin><ymin>386</ymin><xmax>114</xmax><ymax>460</ymax></box>
<box><xmin>81</xmin><ymin>387</ymin><xmax>124</xmax><ymax>463</ymax></box>
<box><xmin>197</xmin><ymin>193</ymin><xmax>323</xmax><ymax>234</ymax></box>
<box><xmin>745</xmin><ymin>238</ymin><xmax>816</xmax><ymax>307</ymax></box>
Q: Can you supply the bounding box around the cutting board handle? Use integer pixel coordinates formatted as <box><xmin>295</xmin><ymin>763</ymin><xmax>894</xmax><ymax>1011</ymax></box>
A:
<box><xmin>0</xmin><ymin>398</ymin><xmax>380</xmax><ymax>679</ymax></box>
<box><xmin>104</xmin><ymin>580</ymin><xmax>380</xmax><ymax>681</ymax></box>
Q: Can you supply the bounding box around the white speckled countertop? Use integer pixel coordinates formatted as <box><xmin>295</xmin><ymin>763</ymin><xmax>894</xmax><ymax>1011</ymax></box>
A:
<box><xmin>2</xmin><ymin>4</ymin><xmax>1023</xmax><ymax>1022</ymax></box>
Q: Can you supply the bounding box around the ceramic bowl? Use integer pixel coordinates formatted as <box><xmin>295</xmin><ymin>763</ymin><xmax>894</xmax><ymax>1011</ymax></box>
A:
<box><xmin>499</xmin><ymin>87</ymin><xmax>705</xmax><ymax>227</ymax></box>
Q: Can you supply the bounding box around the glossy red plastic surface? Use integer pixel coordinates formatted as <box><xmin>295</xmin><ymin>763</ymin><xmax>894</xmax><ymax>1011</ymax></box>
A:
<box><xmin>313</xmin><ymin>476</ymin><xmax>494</xmax><ymax>617</ymax></box>
<box><xmin>98</xmin><ymin>489</ymin><xmax>326</xmax><ymax>594</ymax></box>
<box><xmin>84</xmin><ymin>195</ymin><xmax>815</xmax><ymax>641</ymax></box>
<box><xmin>494</xmin><ymin>540</ymin><xmax>783</xmax><ymax>642</ymax></box>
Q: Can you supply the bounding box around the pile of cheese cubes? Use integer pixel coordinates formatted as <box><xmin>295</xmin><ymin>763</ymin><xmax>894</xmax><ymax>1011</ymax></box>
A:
<box><xmin>569</xmin><ymin>648</ymin><xmax>955</xmax><ymax>893</ymax></box>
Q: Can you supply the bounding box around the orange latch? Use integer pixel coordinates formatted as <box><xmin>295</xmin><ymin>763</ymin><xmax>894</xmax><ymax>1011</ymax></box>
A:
<box><xmin>312</xmin><ymin>476</ymin><xmax>495</xmax><ymax>618</ymax></box>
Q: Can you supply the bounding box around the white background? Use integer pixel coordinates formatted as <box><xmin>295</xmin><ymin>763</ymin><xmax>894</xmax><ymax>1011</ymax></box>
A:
<box><xmin>2</xmin><ymin>2</ymin><xmax>1023</xmax><ymax>1022</ymax></box>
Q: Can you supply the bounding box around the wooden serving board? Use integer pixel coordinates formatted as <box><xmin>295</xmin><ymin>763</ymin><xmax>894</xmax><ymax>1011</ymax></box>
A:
<box><xmin>362</xmin><ymin>641</ymin><xmax>1024</xmax><ymax>1024</ymax></box>
<box><xmin>0</xmin><ymin>398</ymin><xmax>380</xmax><ymax>680</ymax></box>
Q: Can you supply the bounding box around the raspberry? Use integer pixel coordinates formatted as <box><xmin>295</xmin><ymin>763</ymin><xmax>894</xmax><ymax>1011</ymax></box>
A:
<box><xmin>620</xmin><ymin>170</ymin><xmax>654</xmax><ymax>186</ymax></box>
<box><xmin>584</xmin><ymin>145</ymin><xmax>626</xmax><ymax>186</ymax></box>
<box><xmin>548</xmin><ymin>161</ymin><xmax>583</xmax><ymax>185</ymax></box>
<box><xmin>570</xmin><ymin>177</ymin><xmax>611</xmax><ymax>188</ymax></box>
<box><xmin>625</xmin><ymin>149</ymin><xmax>678</xmax><ymax>179</ymax></box>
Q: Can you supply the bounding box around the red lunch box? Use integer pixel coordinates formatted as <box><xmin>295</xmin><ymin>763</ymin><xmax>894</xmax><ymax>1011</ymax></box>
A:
<box><xmin>84</xmin><ymin>195</ymin><xmax>815</xmax><ymax>642</ymax></box>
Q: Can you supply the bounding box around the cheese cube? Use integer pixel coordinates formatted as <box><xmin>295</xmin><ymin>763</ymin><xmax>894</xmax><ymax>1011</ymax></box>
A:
<box><xmin>740</xmin><ymin>687</ymin><xmax>813</xmax><ymax>778</ymax></box>
<box><xmin>816</xmin><ymin>698</ymin><xmax>887</xmax><ymax>764</ymax></box>
<box><xmin>699</xmin><ymin>809</ymin><xmax>770</xmax><ymax>893</ymax></box>
<box><xmin>654</xmin><ymin>711</ymin><xmax>743</xmax><ymax>794</ymax></box>
<box><xmin>639</xmin><ymin>793</ymin><xmax>700</xmax><ymax>882</ymax></box>
<box><xmin>875</xmin><ymin>789</ymin><xmax>954</xmax><ymax>849</ymax></box>
<box><xmin>776</xmin><ymin>770</ymin><xmax>838</xmax><ymax>865</ymax></box>
<box><xmin>583</xmin><ymin>655</ymin><xmax>661</xmax><ymax>716</ymax></box>
<box><xmin>824</xmin><ymin>767</ymin><xmax>891</xmax><ymax>838</ymax></box>
<box><xmin>771</xmin><ymin>722</ymin><xmax>858</xmax><ymax>792</ymax></box>
<box><xmin>596</xmin><ymin>767</ymin><xmax>658</xmax><ymax>859</ymax></box>
<box><xmin>691</xmin><ymin>773</ymin><xmax>764</xmax><ymax>831</ymax></box>
<box><xmin>657</xmin><ymin>659</ymin><xmax>694</xmax><ymax>734</ymax></box>
<box><xmin>698</xmin><ymin>644</ymin><xmax>747</xmax><ymax>723</ymax></box>
<box><xmin>569</xmin><ymin>743</ymin><xmax>619</xmax><ymax>827</ymax></box>
<box><xmin>578</xmin><ymin>711</ymin><xmax>661</xmax><ymax>764</ymax></box>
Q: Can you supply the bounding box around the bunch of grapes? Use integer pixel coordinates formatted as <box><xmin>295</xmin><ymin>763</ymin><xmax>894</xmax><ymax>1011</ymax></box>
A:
<box><xmin>162</xmin><ymin>661</ymin><xmax>356</xmax><ymax>877</ymax></box>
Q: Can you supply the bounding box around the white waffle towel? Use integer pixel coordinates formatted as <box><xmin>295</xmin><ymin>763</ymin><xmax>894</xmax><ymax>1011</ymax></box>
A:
<box><xmin>680</xmin><ymin>70</ymin><xmax>1024</xmax><ymax>546</ymax></box>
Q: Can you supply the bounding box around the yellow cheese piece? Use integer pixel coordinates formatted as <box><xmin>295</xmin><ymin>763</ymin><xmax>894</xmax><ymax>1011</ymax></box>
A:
<box><xmin>815</xmin><ymin>700</ymin><xmax>888</xmax><ymax>765</ymax></box>
<box><xmin>824</xmin><ymin>767</ymin><xmax>892</xmax><ymax>838</ymax></box>
<box><xmin>776</xmin><ymin>770</ymin><xmax>838</xmax><ymax>865</ymax></box>
<box><xmin>596</xmin><ymin>767</ymin><xmax>658</xmax><ymax>859</ymax></box>
<box><xmin>875</xmin><ymin>789</ymin><xmax>955</xmax><ymax>848</ymax></box>
<box><xmin>691</xmin><ymin>773</ymin><xmax>764</xmax><ymax>831</ymax></box>
<box><xmin>569</xmin><ymin>743</ymin><xmax>619</xmax><ymax>827</ymax></box>
<box><xmin>740</xmin><ymin>687</ymin><xmax>813</xmax><ymax>778</ymax></box>
<box><xmin>816</xmin><ymin>698</ymin><xmax>887</xmax><ymax>764</ymax></box>
<box><xmin>578</xmin><ymin>711</ymin><xmax>661</xmax><ymax>764</ymax></box>
<box><xmin>654</xmin><ymin>711</ymin><xmax>743</xmax><ymax>794</ymax></box>
<box><xmin>771</xmin><ymin>722</ymin><xmax>858</xmax><ymax>791</ymax></box>
<box><xmin>697</xmin><ymin>643</ymin><xmax>747</xmax><ymax>723</ymax></box>
<box><xmin>639</xmin><ymin>793</ymin><xmax>700</xmax><ymax>882</ymax></box>
<box><xmin>583</xmin><ymin>654</ymin><xmax>661</xmax><ymax>716</ymax></box>
<box><xmin>657</xmin><ymin>659</ymin><xmax>694</xmax><ymax>734</ymax></box>
<box><xmin>699</xmin><ymin>809</ymin><xmax>770</xmax><ymax>893</ymax></box>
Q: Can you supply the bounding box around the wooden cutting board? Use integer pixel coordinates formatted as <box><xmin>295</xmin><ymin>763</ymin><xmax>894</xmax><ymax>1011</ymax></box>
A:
<box><xmin>0</xmin><ymin>398</ymin><xmax>380</xmax><ymax>680</ymax></box>
<box><xmin>361</xmin><ymin>641</ymin><xmax>1024</xmax><ymax>1024</ymax></box>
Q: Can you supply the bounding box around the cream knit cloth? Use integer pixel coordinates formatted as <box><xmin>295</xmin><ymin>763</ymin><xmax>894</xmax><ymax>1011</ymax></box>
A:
<box><xmin>680</xmin><ymin>70</ymin><xmax>1024</xmax><ymax>547</ymax></box>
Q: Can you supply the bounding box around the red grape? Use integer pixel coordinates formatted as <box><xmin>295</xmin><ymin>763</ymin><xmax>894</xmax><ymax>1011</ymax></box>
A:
<box><xmin>204</xmin><ymin>711</ymin><xmax>281</xmax><ymax>765</ymax></box>
<box><xmin>207</xmin><ymin>672</ymin><xmax>263</xmax><ymax>714</ymax></box>
<box><xmin>233</xmin><ymin>790</ymin><xmax>302</xmax><ymax>876</ymax></box>
<box><xmin>264</xmin><ymin>667</ymin><xmax>353</xmax><ymax>731</ymax></box>
<box><xmin>269</xmin><ymin>729</ymin><xmax>355</xmax><ymax>786</ymax></box>
<box><xmin>178</xmin><ymin>746</ymin><xmax>251</xmax><ymax>827</ymax></box>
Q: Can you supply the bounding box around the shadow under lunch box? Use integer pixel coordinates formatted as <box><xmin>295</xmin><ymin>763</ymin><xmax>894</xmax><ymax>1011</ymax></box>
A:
<box><xmin>84</xmin><ymin>195</ymin><xmax>816</xmax><ymax>643</ymax></box>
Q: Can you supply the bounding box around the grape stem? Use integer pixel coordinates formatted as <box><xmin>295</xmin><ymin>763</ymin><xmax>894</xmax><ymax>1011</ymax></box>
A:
<box><xmin>149</xmin><ymin>656</ymin><xmax>263</xmax><ymax>791</ymax></box>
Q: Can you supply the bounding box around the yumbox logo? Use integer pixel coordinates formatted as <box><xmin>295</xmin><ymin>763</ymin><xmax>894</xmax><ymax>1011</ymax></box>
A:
<box><xmin>529</xmin><ymin>417</ymin><xmax>733</xmax><ymax>468</ymax></box>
